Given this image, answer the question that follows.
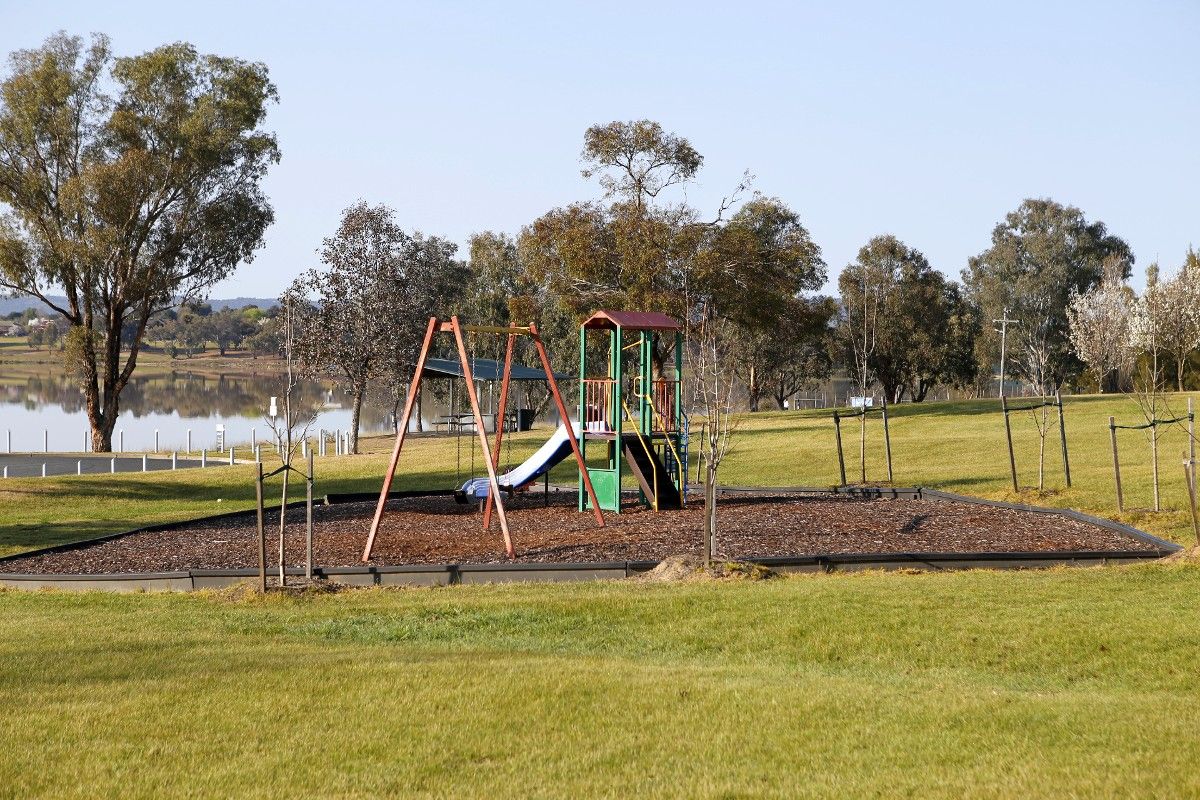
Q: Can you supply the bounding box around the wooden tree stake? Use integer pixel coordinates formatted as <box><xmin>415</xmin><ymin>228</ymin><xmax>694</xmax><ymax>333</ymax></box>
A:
<box><xmin>1002</xmin><ymin>396</ymin><xmax>1018</xmax><ymax>493</ymax></box>
<box><xmin>1109</xmin><ymin>416</ymin><xmax>1123</xmax><ymax>512</ymax></box>
<box><xmin>833</xmin><ymin>411</ymin><xmax>846</xmax><ymax>487</ymax></box>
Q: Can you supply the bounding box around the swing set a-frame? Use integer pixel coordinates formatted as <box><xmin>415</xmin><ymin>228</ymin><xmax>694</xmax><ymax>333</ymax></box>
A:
<box><xmin>361</xmin><ymin>316</ymin><xmax>604</xmax><ymax>562</ymax></box>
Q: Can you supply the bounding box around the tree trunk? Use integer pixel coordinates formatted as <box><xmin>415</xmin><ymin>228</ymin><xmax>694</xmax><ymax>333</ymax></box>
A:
<box><xmin>1178</xmin><ymin>357</ymin><xmax>1186</xmax><ymax>393</ymax></box>
<box><xmin>748</xmin><ymin>365</ymin><xmax>760</xmax><ymax>412</ymax></box>
<box><xmin>350</xmin><ymin>386</ymin><xmax>364</xmax><ymax>454</ymax></box>
<box><xmin>859</xmin><ymin>412</ymin><xmax>867</xmax><ymax>484</ymax></box>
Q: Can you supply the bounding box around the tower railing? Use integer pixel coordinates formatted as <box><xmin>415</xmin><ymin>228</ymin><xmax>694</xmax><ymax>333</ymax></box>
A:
<box><xmin>581</xmin><ymin>378</ymin><xmax>616</xmax><ymax>431</ymax></box>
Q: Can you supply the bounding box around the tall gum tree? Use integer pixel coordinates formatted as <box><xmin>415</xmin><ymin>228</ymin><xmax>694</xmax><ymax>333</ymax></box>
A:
<box><xmin>0</xmin><ymin>33</ymin><xmax>279</xmax><ymax>450</ymax></box>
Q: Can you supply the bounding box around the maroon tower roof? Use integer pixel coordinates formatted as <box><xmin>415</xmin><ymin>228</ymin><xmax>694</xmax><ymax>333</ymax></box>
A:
<box><xmin>581</xmin><ymin>310</ymin><xmax>683</xmax><ymax>331</ymax></box>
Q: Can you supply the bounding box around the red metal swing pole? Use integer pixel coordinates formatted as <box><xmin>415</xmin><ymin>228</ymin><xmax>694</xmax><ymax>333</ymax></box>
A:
<box><xmin>530</xmin><ymin>322</ymin><xmax>605</xmax><ymax>527</ymax></box>
<box><xmin>362</xmin><ymin>316</ymin><xmax>439</xmax><ymax>562</ymax></box>
<box><xmin>451</xmin><ymin>316</ymin><xmax>514</xmax><ymax>558</ymax></box>
<box><xmin>483</xmin><ymin>332</ymin><xmax>516</xmax><ymax>530</ymax></box>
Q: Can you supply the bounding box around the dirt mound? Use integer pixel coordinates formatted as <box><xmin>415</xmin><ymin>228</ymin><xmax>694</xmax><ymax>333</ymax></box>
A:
<box><xmin>1164</xmin><ymin>545</ymin><xmax>1200</xmax><ymax>562</ymax></box>
<box><xmin>639</xmin><ymin>555</ymin><xmax>777</xmax><ymax>582</ymax></box>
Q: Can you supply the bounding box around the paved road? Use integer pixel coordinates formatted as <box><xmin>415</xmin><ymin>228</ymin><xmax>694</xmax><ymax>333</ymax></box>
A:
<box><xmin>0</xmin><ymin>454</ymin><xmax>233</xmax><ymax>478</ymax></box>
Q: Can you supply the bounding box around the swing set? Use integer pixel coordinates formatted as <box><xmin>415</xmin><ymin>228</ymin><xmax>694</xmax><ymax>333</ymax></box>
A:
<box><xmin>361</xmin><ymin>316</ymin><xmax>604</xmax><ymax>562</ymax></box>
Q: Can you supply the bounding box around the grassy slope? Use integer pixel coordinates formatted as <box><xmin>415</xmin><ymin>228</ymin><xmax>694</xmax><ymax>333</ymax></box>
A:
<box><xmin>2</xmin><ymin>392</ymin><xmax>1198</xmax><ymax>557</ymax></box>
<box><xmin>2</xmin><ymin>565</ymin><xmax>1198</xmax><ymax>798</ymax></box>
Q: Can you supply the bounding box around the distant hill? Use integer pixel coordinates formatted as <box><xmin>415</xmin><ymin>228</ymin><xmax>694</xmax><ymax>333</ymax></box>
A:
<box><xmin>1</xmin><ymin>295</ymin><xmax>278</xmax><ymax>316</ymax></box>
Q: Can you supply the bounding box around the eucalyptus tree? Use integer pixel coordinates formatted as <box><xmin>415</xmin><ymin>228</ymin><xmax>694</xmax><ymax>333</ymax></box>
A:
<box><xmin>0</xmin><ymin>33</ymin><xmax>279</xmax><ymax>450</ymax></box>
<box><xmin>698</xmin><ymin>196</ymin><xmax>830</xmax><ymax>411</ymax></box>
<box><xmin>964</xmin><ymin>198</ymin><xmax>1132</xmax><ymax>391</ymax></box>
<box><xmin>291</xmin><ymin>202</ymin><xmax>463</xmax><ymax>453</ymax></box>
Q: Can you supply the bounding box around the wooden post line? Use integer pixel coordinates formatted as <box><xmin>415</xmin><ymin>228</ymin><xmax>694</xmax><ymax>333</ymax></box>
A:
<box><xmin>1108</xmin><ymin>410</ymin><xmax>1194</xmax><ymax>513</ymax></box>
<box><xmin>361</xmin><ymin>316</ymin><xmax>604</xmax><ymax>563</ymax></box>
<box><xmin>831</xmin><ymin>403</ymin><xmax>892</xmax><ymax>487</ymax></box>
<box><xmin>1000</xmin><ymin>396</ymin><xmax>1071</xmax><ymax>492</ymax></box>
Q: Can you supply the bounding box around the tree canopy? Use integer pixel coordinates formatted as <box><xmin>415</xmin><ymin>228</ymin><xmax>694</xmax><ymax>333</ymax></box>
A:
<box><xmin>0</xmin><ymin>32</ymin><xmax>279</xmax><ymax>449</ymax></box>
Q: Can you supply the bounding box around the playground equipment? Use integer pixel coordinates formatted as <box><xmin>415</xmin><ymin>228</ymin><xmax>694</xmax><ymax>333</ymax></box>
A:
<box><xmin>577</xmin><ymin>310</ymin><xmax>687</xmax><ymax>512</ymax></box>
<box><xmin>362</xmin><ymin>316</ymin><xmax>604</xmax><ymax>561</ymax></box>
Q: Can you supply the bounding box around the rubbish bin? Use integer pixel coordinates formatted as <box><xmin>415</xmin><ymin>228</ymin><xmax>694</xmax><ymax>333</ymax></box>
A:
<box><xmin>516</xmin><ymin>409</ymin><xmax>535</xmax><ymax>432</ymax></box>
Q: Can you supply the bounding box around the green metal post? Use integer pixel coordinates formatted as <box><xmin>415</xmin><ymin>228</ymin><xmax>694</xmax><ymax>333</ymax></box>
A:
<box><xmin>578</xmin><ymin>324</ymin><xmax>587</xmax><ymax>512</ymax></box>
<box><xmin>613</xmin><ymin>325</ymin><xmax>624</xmax><ymax>513</ymax></box>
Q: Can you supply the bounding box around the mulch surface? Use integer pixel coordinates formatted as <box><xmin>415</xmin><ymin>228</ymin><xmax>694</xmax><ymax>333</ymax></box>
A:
<box><xmin>0</xmin><ymin>491</ymin><xmax>1146</xmax><ymax>575</ymax></box>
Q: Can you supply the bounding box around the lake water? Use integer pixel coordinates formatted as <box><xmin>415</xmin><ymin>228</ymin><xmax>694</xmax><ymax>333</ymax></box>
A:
<box><xmin>0</xmin><ymin>364</ymin><xmax>560</xmax><ymax>453</ymax></box>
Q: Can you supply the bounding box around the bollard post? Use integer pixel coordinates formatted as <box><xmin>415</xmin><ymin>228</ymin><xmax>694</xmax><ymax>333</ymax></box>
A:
<box><xmin>44</xmin><ymin>429</ymin><xmax>48</xmax><ymax>453</ymax></box>
<box><xmin>201</xmin><ymin>449</ymin><xmax>207</xmax><ymax>468</ymax></box>
<box><xmin>119</xmin><ymin>430</ymin><xmax>124</xmax><ymax>453</ymax></box>
<box><xmin>172</xmin><ymin>451</ymin><xmax>177</xmax><ymax>470</ymax></box>
<box><xmin>77</xmin><ymin>460</ymin><xmax>82</xmax><ymax>476</ymax></box>
<box><xmin>142</xmin><ymin>454</ymin><xmax>148</xmax><ymax>472</ymax></box>
<box><xmin>1</xmin><ymin>466</ymin><xmax>5</xmax><ymax>478</ymax></box>
<box><xmin>41</xmin><ymin>463</ymin><xmax>46</xmax><ymax>478</ymax></box>
<box><xmin>187</xmin><ymin>429</ymin><xmax>192</xmax><ymax>454</ymax></box>
<box><xmin>154</xmin><ymin>429</ymin><xmax>159</xmax><ymax>453</ymax></box>
<box><xmin>229</xmin><ymin>447</ymin><xmax>235</xmax><ymax>466</ymax></box>
<box><xmin>111</xmin><ymin>457</ymin><xmax>116</xmax><ymax>474</ymax></box>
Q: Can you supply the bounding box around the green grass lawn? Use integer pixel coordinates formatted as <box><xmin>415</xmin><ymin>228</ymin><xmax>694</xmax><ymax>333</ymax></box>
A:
<box><xmin>4</xmin><ymin>393</ymin><xmax>1200</xmax><ymax>797</ymax></box>
<box><xmin>2</xmin><ymin>564</ymin><xmax>1198</xmax><ymax>797</ymax></box>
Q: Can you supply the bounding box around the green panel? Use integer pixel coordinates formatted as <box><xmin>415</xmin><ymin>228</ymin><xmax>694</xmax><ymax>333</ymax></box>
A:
<box><xmin>584</xmin><ymin>468</ymin><xmax>620</xmax><ymax>512</ymax></box>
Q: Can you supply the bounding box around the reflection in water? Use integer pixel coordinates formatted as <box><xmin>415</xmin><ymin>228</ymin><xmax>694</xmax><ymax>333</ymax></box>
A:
<box><xmin>0</xmin><ymin>367</ymin><xmax>558</xmax><ymax>452</ymax></box>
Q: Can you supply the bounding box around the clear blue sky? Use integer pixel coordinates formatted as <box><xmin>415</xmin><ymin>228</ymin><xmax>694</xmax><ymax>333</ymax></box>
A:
<box><xmin>4</xmin><ymin>1</ymin><xmax>1198</xmax><ymax>297</ymax></box>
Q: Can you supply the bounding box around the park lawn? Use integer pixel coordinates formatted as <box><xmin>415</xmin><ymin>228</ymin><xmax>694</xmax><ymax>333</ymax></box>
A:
<box><xmin>3</xmin><ymin>392</ymin><xmax>1200</xmax><ymax>557</ymax></box>
<box><xmin>2</xmin><ymin>563</ymin><xmax>1199</xmax><ymax>798</ymax></box>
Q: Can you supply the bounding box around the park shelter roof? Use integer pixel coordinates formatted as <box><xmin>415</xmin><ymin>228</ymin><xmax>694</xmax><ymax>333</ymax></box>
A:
<box><xmin>423</xmin><ymin>357</ymin><xmax>568</xmax><ymax>382</ymax></box>
<box><xmin>581</xmin><ymin>310</ymin><xmax>683</xmax><ymax>331</ymax></box>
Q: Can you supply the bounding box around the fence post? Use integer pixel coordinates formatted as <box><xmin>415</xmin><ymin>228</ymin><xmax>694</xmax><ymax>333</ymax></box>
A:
<box><xmin>256</xmin><ymin>462</ymin><xmax>266</xmax><ymax>594</ymax></box>
<box><xmin>881</xmin><ymin>399</ymin><xmax>894</xmax><ymax>483</ymax></box>
<box><xmin>255</xmin><ymin>444</ymin><xmax>261</xmax><ymax>463</ymax></box>
<box><xmin>1055</xmin><ymin>391</ymin><xmax>1071</xmax><ymax>488</ymax></box>
<box><xmin>1109</xmin><ymin>416</ymin><xmax>1123</xmax><ymax>512</ymax></box>
<box><xmin>1002</xmin><ymin>396</ymin><xmax>1018</xmax><ymax>493</ymax></box>
<box><xmin>306</xmin><ymin>448</ymin><xmax>314</xmax><ymax>581</ymax></box>
<box><xmin>833</xmin><ymin>410</ymin><xmax>847</xmax><ymax>487</ymax></box>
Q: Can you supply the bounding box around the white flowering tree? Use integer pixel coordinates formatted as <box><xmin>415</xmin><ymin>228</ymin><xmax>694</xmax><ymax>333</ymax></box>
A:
<box><xmin>1067</xmin><ymin>257</ymin><xmax>1136</xmax><ymax>392</ymax></box>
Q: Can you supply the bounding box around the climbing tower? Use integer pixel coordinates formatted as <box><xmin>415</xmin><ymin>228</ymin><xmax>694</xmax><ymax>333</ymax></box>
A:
<box><xmin>577</xmin><ymin>310</ymin><xmax>686</xmax><ymax>512</ymax></box>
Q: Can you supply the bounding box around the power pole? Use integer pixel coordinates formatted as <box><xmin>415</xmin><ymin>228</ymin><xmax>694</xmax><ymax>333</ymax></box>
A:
<box><xmin>993</xmin><ymin>308</ymin><xmax>1019</xmax><ymax>398</ymax></box>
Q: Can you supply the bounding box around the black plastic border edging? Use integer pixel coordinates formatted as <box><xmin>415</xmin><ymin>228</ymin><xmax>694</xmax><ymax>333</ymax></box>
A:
<box><xmin>0</xmin><ymin>484</ymin><xmax>1180</xmax><ymax>591</ymax></box>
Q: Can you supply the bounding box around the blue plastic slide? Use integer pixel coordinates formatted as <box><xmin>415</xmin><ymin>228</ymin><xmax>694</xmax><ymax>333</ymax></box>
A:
<box><xmin>459</xmin><ymin>421</ymin><xmax>584</xmax><ymax>500</ymax></box>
